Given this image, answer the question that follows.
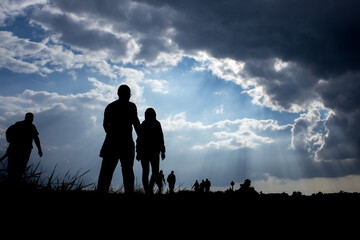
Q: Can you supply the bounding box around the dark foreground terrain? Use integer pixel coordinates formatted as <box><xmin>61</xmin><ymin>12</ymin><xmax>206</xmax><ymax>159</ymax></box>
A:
<box><xmin>2</xmin><ymin>187</ymin><xmax>360</xmax><ymax>210</ymax></box>
<box><xmin>1</xmin><ymin>187</ymin><xmax>359</xmax><ymax>238</ymax></box>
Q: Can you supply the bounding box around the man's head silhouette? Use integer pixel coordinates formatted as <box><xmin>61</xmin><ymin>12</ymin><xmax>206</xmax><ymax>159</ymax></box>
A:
<box><xmin>117</xmin><ymin>84</ymin><xmax>131</xmax><ymax>102</ymax></box>
<box><xmin>25</xmin><ymin>112</ymin><xmax>34</xmax><ymax>123</ymax></box>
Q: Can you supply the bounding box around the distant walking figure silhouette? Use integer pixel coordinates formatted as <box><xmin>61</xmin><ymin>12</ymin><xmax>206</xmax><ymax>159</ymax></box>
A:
<box><xmin>200</xmin><ymin>179</ymin><xmax>205</xmax><ymax>192</ymax></box>
<box><xmin>204</xmin><ymin>178</ymin><xmax>211</xmax><ymax>192</ymax></box>
<box><xmin>167</xmin><ymin>170</ymin><xmax>176</xmax><ymax>194</ymax></box>
<box><xmin>192</xmin><ymin>180</ymin><xmax>200</xmax><ymax>192</ymax></box>
<box><xmin>136</xmin><ymin>107</ymin><xmax>165</xmax><ymax>194</ymax></box>
<box><xmin>98</xmin><ymin>85</ymin><xmax>141</xmax><ymax>194</ymax></box>
<box><xmin>157</xmin><ymin>169</ymin><xmax>166</xmax><ymax>194</ymax></box>
<box><xmin>4</xmin><ymin>112</ymin><xmax>43</xmax><ymax>186</ymax></box>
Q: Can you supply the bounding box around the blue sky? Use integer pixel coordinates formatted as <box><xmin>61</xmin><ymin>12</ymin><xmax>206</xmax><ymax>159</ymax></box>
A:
<box><xmin>1</xmin><ymin>0</ymin><xmax>360</xmax><ymax>194</ymax></box>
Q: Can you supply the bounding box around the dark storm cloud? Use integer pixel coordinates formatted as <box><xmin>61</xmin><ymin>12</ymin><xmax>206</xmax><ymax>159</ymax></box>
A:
<box><xmin>293</xmin><ymin>72</ymin><xmax>360</xmax><ymax>164</ymax></box>
<box><xmin>31</xmin><ymin>7</ymin><xmax>129</xmax><ymax>55</ymax></box>
<box><xmin>244</xmin><ymin>58</ymin><xmax>320</xmax><ymax>111</ymax></box>
<box><xmin>142</xmin><ymin>0</ymin><xmax>360</xmax><ymax>77</ymax></box>
<box><xmin>315</xmin><ymin>73</ymin><xmax>360</xmax><ymax>162</ymax></box>
<box><xmin>51</xmin><ymin>0</ymin><xmax>174</xmax><ymax>36</ymax></box>
<box><xmin>31</xmin><ymin>0</ymin><xmax>177</xmax><ymax>63</ymax></box>
<box><xmin>316</xmin><ymin>73</ymin><xmax>360</xmax><ymax>113</ymax></box>
<box><xmin>33</xmin><ymin>0</ymin><xmax>360</xmax><ymax>76</ymax></box>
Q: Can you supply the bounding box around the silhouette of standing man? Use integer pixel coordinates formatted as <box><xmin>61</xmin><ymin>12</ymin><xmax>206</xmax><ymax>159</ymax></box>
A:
<box><xmin>98</xmin><ymin>85</ymin><xmax>141</xmax><ymax>194</ymax></box>
<box><xmin>4</xmin><ymin>112</ymin><xmax>43</xmax><ymax>186</ymax></box>
<box><xmin>167</xmin><ymin>170</ymin><xmax>176</xmax><ymax>194</ymax></box>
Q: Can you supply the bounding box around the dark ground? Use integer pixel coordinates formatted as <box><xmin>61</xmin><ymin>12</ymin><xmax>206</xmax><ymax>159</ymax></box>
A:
<box><xmin>1</xmin><ymin>189</ymin><xmax>359</xmax><ymax>224</ymax></box>
<box><xmin>1</xmin><ymin>188</ymin><xmax>359</xmax><ymax>238</ymax></box>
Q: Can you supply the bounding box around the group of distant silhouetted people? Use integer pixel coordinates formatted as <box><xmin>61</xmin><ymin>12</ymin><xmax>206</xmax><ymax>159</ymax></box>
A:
<box><xmin>189</xmin><ymin>178</ymin><xmax>258</xmax><ymax>196</ymax></box>
<box><xmin>191</xmin><ymin>179</ymin><xmax>212</xmax><ymax>193</ymax></box>
<box><xmin>0</xmin><ymin>84</ymin><xmax>177</xmax><ymax>194</ymax></box>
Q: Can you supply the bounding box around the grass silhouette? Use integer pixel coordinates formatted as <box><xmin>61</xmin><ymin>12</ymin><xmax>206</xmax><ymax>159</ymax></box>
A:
<box><xmin>1</xmin><ymin>160</ymin><xmax>360</xmax><ymax>200</ymax></box>
<box><xmin>0</xmin><ymin>161</ymin><xmax>359</xmax><ymax>237</ymax></box>
<box><xmin>1</xmin><ymin>159</ymin><xmax>360</xmax><ymax>226</ymax></box>
<box><xmin>0</xmin><ymin>152</ymin><xmax>357</xmax><ymax>233</ymax></box>
<box><xmin>0</xmin><ymin>160</ymin><xmax>94</xmax><ymax>192</ymax></box>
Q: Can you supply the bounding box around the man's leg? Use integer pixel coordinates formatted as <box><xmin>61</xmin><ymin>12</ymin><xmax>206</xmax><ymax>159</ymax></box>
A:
<box><xmin>120</xmin><ymin>143</ymin><xmax>135</xmax><ymax>194</ymax></box>
<box><xmin>97</xmin><ymin>157</ymin><xmax>118</xmax><ymax>193</ymax></box>
<box><xmin>7</xmin><ymin>150</ymin><xmax>31</xmax><ymax>187</ymax></box>
<box><xmin>121</xmin><ymin>160</ymin><xmax>134</xmax><ymax>194</ymax></box>
<box><xmin>169</xmin><ymin>184</ymin><xmax>174</xmax><ymax>194</ymax></box>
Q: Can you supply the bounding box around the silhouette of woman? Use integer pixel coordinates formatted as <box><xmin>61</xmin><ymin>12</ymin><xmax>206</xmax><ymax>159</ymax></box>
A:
<box><xmin>136</xmin><ymin>107</ymin><xmax>166</xmax><ymax>194</ymax></box>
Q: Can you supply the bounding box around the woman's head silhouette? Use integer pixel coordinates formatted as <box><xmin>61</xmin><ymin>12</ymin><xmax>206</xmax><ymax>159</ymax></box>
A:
<box><xmin>145</xmin><ymin>107</ymin><xmax>156</xmax><ymax>121</ymax></box>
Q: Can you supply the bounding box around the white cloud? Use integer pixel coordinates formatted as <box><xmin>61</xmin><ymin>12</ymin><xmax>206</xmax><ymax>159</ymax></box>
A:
<box><xmin>0</xmin><ymin>77</ymin><xmax>113</xmax><ymax>117</ymax></box>
<box><xmin>144</xmin><ymin>79</ymin><xmax>169</xmax><ymax>94</ymax></box>
<box><xmin>252</xmin><ymin>173</ymin><xmax>360</xmax><ymax>195</ymax></box>
<box><xmin>191</xmin><ymin>51</ymin><xmax>252</xmax><ymax>89</ymax></box>
<box><xmin>0</xmin><ymin>0</ymin><xmax>47</xmax><ymax>25</ymax></box>
<box><xmin>0</xmin><ymin>31</ymin><xmax>84</xmax><ymax>75</ymax></box>
<box><xmin>191</xmin><ymin>52</ymin><xmax>322</xmax><ymax>115</ymax></box>
<box><xmin>162</xmin><ymin>112</ymin><xmax>209</xmax><ymax>131</ymax></box>
<box><xmin>193</xmin><ymin>129</ymin><xmax>274</xmax><ymax>150</ymax></box>
<box><xmin>274</xmin><ymin>58</ymin><xmax>289</xmax><ymax>72</ymax></box>
<box><xmin>162</xmin><ymin>112</ymin><xmax>291</xmax><ymax>151</ymax></box>
<box><xmin>290</xmin><ymin>106</ymin><xmax>331</xmax><ymax>161</ymax></box>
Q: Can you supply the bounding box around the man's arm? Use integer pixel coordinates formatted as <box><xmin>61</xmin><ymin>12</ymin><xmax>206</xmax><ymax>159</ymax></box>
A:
<box><xmin>132</xmin><ymin>105</ymin><xmax>141</xmax><ymax>137</ymax></box>
<box><xmin>34</xmin><ymin>135</ymin><xmax>43</xmax><ymax>157</ymax></box>
<box><xmin>103</xmin><ymin>106</ymin><xmax>111</xmax><ymax>134</ymax></box>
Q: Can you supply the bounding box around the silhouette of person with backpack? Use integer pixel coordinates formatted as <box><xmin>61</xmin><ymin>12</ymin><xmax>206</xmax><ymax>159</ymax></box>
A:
<box><xmin>136</xmin><ymin>107</ymin><xmax>165</xmax><ymax>194</ymax></box>
<box><xmin>167</xmin><ymin>170</ymin><xmax>176</xmax><ymax>194</ymax></box>
<box><xmin>237</xmin><ymin>178</ymin><xmax>259</xmax><ymax>196</ymax></box>
<box><xmin>97</xmin><ymin>85</ymin><xmax>141</xmax><ymax>194</ymax></box>
<box><xmin>4</xmin><ymin>112</ymin><xmax>43</xmax><ymax>186</ymax></box>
